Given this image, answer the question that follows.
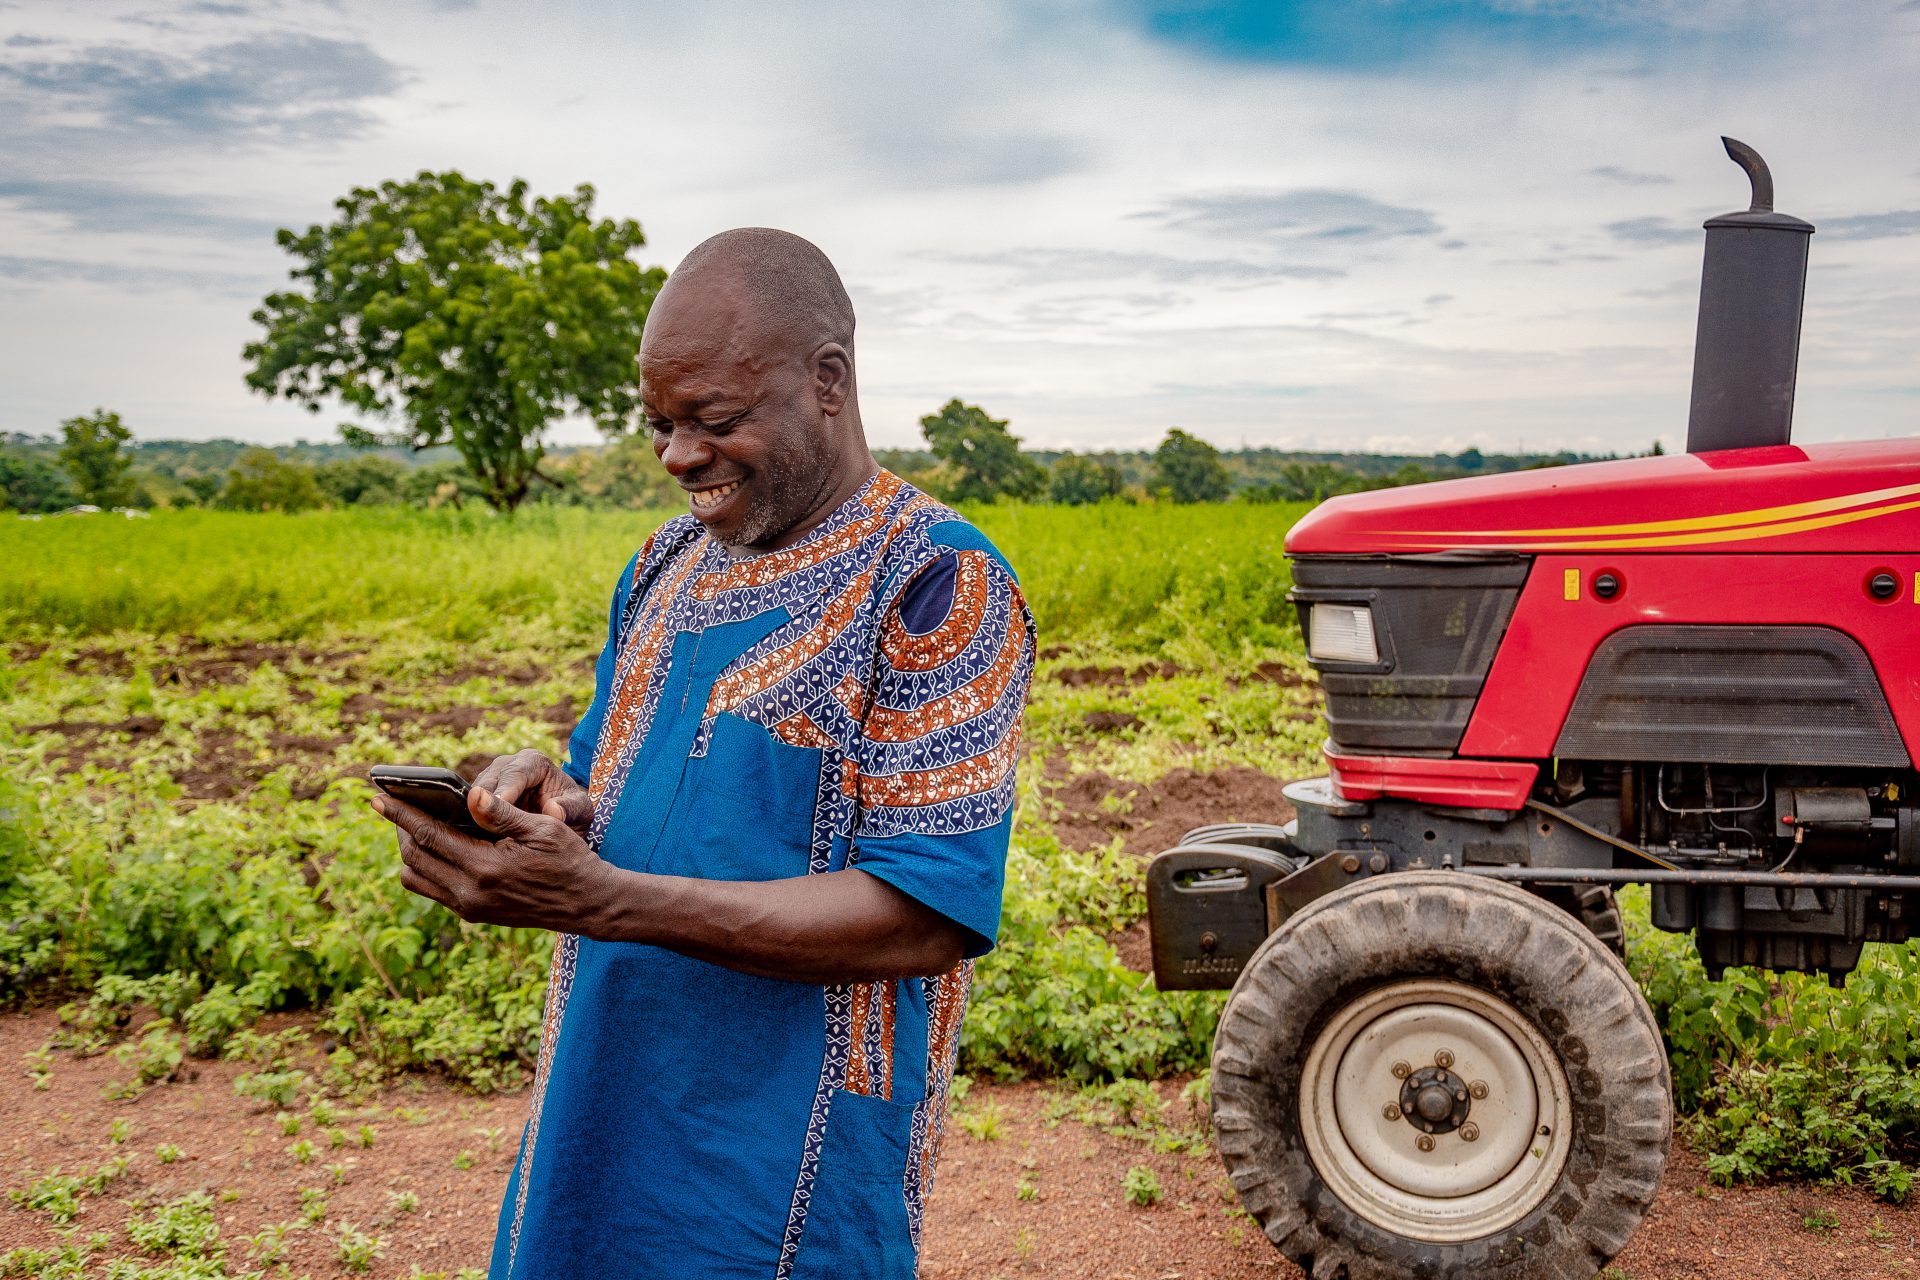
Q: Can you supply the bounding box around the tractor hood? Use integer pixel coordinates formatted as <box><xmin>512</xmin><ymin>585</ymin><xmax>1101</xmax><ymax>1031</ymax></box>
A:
<box><xmin>1285</xmin><ymin>438</ymin><xmax>1920</xmax><ymax>556</ymax></box>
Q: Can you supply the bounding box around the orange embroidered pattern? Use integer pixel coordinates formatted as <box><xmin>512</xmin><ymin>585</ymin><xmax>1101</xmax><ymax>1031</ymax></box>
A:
<box><xmin>864</xmin><ymin>582</ymin><xmax>1027</xmax><ymax>744</ymax></box>
<box><xmin>879</xmin><ymin>550</ymin><xmax>991</xmax><ymax>672</ymax></box>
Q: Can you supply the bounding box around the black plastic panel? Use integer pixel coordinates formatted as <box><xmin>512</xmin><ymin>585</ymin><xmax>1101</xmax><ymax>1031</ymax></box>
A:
<box><xmin>1291</xmin><ymin>554</ymin><xmax>1531</xmax><ymax>756</ymax></box>
<box><xmin>1555</xmin><ymin>625</ymin><xmax>1909</xmax><ymax>767</ymax></box>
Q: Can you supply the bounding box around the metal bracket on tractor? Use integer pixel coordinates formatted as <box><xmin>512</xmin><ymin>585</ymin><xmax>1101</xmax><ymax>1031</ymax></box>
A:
<box><xmin>1144</xmin><ymin>137</ymin><xmax>1920</xmax><ymax>1280</ymax></box>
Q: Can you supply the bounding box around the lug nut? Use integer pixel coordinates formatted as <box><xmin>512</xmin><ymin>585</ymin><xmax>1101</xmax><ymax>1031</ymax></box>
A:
<box><xmin>1416</xmin><ymin>1134</ymin><xmax>1436</xmax><ymax>1153</ymax></box>
<box><xmin>1434</xmin><ymin>1049</ymin><xmax>1455</xmax><ymax>1069</ymax></box>
<box><xmin>1383</xmin><ymin>1103</ymin><xmax>1402</xmax><ymax>1121</ymax></box>
<box><xmin>1391</xmin><ymin>1061</ymin><xmax>1412</xmax><ymax>1080</ymax></box>
<box><xmin>1455</xmin><ymin>1089</ymin><xmax>1467</xmax><ymax>1102</ymax></box>
<box><xmin>1460</xmin><ymin>1122</ymin><xmax>1480</xmax><ymax>1142</ymax></box>
<box><xmin>1340</xmin><ymin>854</ymin><xmax>1361</xmax><ymax>874</ymax></box>
<box><xmin>1469</xmin><ymin>1080</ymin><xmax>1489</xmax><ymax>1100</ymax></box>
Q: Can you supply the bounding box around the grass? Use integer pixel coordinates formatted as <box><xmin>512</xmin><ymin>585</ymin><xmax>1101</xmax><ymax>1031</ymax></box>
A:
<box><xmin>3</xmin><ymin>496</ymin><xmax>1920</xmax><ymax>1217</ymax></box>
<box><xmin>0</xmin><ymin>500</ymin><xmax>1312</xmax><ymax>660</ymax></box>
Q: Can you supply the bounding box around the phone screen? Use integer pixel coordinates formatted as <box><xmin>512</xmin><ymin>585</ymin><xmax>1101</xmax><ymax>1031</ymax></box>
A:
<box><xmin>367</xmin><ymin>765</ymin><xmax>499</xmax><ymax>841</ymax></box>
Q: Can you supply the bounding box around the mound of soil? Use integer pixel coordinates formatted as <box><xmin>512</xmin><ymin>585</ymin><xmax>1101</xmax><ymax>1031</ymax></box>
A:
<box><xmin>1049</xmin><ymin>765</ymin><xmax>1297</xmax><ymax>860</ymax></box>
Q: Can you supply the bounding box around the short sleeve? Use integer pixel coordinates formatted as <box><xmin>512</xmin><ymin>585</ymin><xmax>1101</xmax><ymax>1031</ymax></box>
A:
<box><xmin>851</xmin><ymin>548</ymin><xmax>1037</xmax><ymax>958</ymax></box>
<box><xmin>564</xmin><ymin>549</ymin><xmax>644</xmax><ymax>787</ymax></box>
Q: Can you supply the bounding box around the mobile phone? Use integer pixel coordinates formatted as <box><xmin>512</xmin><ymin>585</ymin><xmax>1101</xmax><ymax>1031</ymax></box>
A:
<box><xmin>367</xmin><ymin>765</ymin><xmax>498</xmax><ymax>841</ymax></box>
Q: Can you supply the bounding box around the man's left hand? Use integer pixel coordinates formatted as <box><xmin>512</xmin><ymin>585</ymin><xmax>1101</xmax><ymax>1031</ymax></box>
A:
<box><xmin>371</xmin><ymin>786</ymin><xmax>619</xmax><ymax>934</ymax></box>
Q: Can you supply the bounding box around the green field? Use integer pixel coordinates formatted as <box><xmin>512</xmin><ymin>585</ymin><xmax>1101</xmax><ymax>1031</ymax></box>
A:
<box><xmin>3</xmin><ymin>503</ymin><xmax>1918</xmax><ymax>1202</ymax></box>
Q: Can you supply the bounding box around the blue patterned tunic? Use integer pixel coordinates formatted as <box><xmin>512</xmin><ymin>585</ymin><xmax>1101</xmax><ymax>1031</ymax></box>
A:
<box><xmin>489</xmin><ymin>471</ymin><xmax>1036</xmax><ymax>1278</ymax></box>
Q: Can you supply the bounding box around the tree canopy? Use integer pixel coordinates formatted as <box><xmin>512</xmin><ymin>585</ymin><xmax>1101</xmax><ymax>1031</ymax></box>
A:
<box><xmin>243</xmin><ymin>171</ymin><xmax>665</xmax><ymax>512</ymax></box>
<box><xmin>1153</xmin><ymin>428</ymin><xmax>1231</xmax><ymax>503</ymax></box>
<box><xmin>1049</xmin><ymin>453</ymin><xmax>1124</xmax><ymax>505</ymax></box>
<box><xmin>219</xmin><ymin>449</ymin><xmax>325</xmax><ymax>512</ymax></box>
<box><xmin>919</xmin><ymin>399</ymin><xmax>1045</xmax><ymax>503</ymax></box>
<box><xmin>59</xmin><ymin>409</ymin><xmax>135</xmax><ymax>508</ymax></box>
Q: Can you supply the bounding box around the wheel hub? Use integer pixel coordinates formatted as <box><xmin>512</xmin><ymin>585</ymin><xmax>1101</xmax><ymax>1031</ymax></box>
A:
<box><xmin>1401</xmin><ymin>1065</ymin><xmax>1470</xmax><ymax>1133</ymax></box>
<box><xmin>1299</xmin><ymin>979</ymin><xmax>1574</xmax><ymax>1243</ymax></box>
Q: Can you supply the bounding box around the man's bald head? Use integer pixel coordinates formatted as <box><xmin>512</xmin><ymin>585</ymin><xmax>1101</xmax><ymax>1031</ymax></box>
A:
<box><xmin>654</xmin><ymin>227</ymin><xmax>855</xmax><ymax>361</ymax></box>
<box><xmin>639</xmin><ymin>228</ymin><xmax>874</xmax><ymax>552</ymax></box>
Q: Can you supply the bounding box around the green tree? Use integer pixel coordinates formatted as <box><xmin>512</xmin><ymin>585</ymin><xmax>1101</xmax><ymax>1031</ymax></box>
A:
<box><xmin>1263</xmin><ymin>460</ymin><xmax>1361</xmax><ymax>503</ymax></box>
<box><xmin>58</xmin><ymin>409</ymin><xmax>136</xmax><ymax>507</ymax></box>
<box><xmin>181</xmin><ymin>473</ymin><xmax>224</xmax><ymax>506</ymax></box>
<box><xmin>550</xmin><ymin>434</ymin><xmax>684</xmax><ymax>509</ymax></box>
<box><xmin>399</xmin><ymin>459</ymin><xmax>486</xmax><ymax>509</ymax></box>
<box><xmin>219</xmin><ymin>449</ymin><xmax>325</xmax><ymax>512</ymax></box>
<box><xmin>1048</xmin><ymin>452</ymin><xmax>1123</xmax><ymax>505</ymax></box>
<box><xmin>314</xmin><ymin>455</ymin><xmax>408</xmax><ymax>507</ymax></box>
<box><xmin>244</xmin><ymin>171</ymin><xmax>665</xmax><ymax>513</ymax></box>
<box><xmin>918</xmin><ymin>399</ymin><xmax>1045</xmax><ymax>503</ymax></box>
<box><xmin>1152</xmin><ymin>428</ymin><xmax>1230</xmax><ymax>503</ymax></box>
<box><xmin>0</xmin><ymin>445</ymin><xmax>76</xmax><ymax>513</ymax></box>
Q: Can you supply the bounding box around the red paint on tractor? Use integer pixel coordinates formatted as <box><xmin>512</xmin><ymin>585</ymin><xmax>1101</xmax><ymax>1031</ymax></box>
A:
<box><xmin>1457</xmin><ymin>553</ymin><xmax>1920</xmax><ymax>760</ymax></box>
<box><xmin>1325</xmin><ymin>748</ymin><xmax>1538</xmax><ymax>810</ymax></box>
<box><xmin>1285</xmin><ymin>438</ymin><xmax>1920</xmax><ymax>556</ymax></box>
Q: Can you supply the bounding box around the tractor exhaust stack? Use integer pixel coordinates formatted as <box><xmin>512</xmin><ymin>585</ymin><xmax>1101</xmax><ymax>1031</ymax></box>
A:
<box><xmin>1685</xmin><ymin>137</ymin><xmax>1815</xmax><ymax>453</ymax></box>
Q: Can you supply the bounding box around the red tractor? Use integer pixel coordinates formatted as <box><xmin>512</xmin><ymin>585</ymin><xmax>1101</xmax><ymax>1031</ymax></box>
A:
<box><xmin>1146</xmin><ymin>139</ymin><xmax>1920</xmax><ymax>1279</ymax></box>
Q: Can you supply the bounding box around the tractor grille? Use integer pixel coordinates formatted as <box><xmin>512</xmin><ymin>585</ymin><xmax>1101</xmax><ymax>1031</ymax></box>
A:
<box><xmin>1291</xmin><ymin>554</ymin><xmax>1532</xmax><ymax>755</ymax></box>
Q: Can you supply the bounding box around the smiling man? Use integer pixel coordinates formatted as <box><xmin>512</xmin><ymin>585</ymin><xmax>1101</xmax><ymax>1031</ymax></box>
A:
<box><xmin>368</xmin><ymin>227</ymin><xmax>1037</xmax><ymax>1279</ymax></box>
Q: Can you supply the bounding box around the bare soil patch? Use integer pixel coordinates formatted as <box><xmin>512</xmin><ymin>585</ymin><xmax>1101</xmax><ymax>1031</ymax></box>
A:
<box><xmin>4</xmin><ymin>1007</ymin><xmax>1914</xmax><ymax>1279</ymax></box>
<box><xmin>21</xmin><ymin>691</ymin><xmax>577</xmax><ymax>801</ymax></box>
<box><xmin>1049</xmin><ymin>765</ymin><xmax>1297</xmax><ymax>860</ymax></box>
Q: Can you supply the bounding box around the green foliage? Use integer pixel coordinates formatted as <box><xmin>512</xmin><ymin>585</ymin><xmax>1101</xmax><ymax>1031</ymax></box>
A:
<box><xmin>0</xmin><ymin>447</ymin><xmax>76</xmax><ymax>514</ymax></box>
<box><xmin>1626</xmin><ymin>890</ymin><xmax>1920</xmax><ymax>1198</ymax></box>
<box><xmin>315</xmin><ymin>454</ymin><xmax>410</xmax><ymax>508</ymax></box>
<box><xmin>1122</xmin><ymin>1164</ymin><xmax>1162</xmax><ymax>1206</ymax></box>
<box><xmin>125</xmin><ymin>1192</ymin><xmax>220</xmax><ymax>1259</ymax></box>
<box><xmin>546</xmin><ymin>433</ymin><xmax>682</xmax><ymax>509</ymax></box>
<box><xmin>954</xmin><ymin>1100</ymin><xmax>1006</xmax><ymax>1141</ymax></box>
<box><xmin>218</xmin><ymin>449</ymin><xmax>324</xmax><ymax>513</ymax></box>
<box><xmin>963</xmin><ymin>817</ymin><xmax>1221</xmax><ymax>1081</ymax></box>
<box><xmin>919</xmin><ymin>400</ymin><xmax>1045</xmax><ymax>503</ymax></box>
<box><xmin>233</xmin><ymin>1071</ymin><xmax>310</xmax><ymax>1110</ymax></box>
<box><xmin>58</xmin><ymin>410</ymin><xmax>136</xmax><ymax>509</ymax></box>
<box><xmin>335</xmin><ymin>1222</ymin><xmax>383</xmax><ymax>1272</ymax></box>
<box><xmin>1152</xmin><ymin>428</ymin><xmax>1229</xmax><ymax>503</ymax></box>
<box><xmin>245</xmin><ymin>170</ymin><xmax>665</xmax><ymax>512</ymax></box>
<box><xmin>9</xmin><ymin>1173</ymin><xmax>86</xmax><ymax>1223</ymax></box>
<box><xmin>1048</xmin><ymin>453</ymin><xmax>1124</xmax><ymax>505</ymax></box>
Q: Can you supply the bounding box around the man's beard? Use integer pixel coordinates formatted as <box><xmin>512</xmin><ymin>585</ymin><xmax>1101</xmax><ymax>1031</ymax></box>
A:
<box><xmin>714</xmin><ymin>430</ymin><xmax>834</xmax><ymax>550</ymax></box>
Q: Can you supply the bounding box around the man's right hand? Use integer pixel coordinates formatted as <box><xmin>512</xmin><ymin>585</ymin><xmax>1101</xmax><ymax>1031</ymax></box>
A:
<box><xmin>472</xmin><ymin>749</ymin><xmax>594</xmax><ymax>836</ymax></box>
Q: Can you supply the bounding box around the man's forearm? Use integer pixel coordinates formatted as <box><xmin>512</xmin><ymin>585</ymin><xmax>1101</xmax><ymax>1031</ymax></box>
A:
<box><xmin>580</xmin><ymin>865</ymin><xmax>967</xmax><ymax>985</ymax></box>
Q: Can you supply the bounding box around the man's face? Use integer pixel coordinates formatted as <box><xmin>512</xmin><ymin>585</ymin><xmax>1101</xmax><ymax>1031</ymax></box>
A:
<box><xmin>639</xmin><ymin>283</ymin><xmax>839</xmax><ymax>549</ymax></box>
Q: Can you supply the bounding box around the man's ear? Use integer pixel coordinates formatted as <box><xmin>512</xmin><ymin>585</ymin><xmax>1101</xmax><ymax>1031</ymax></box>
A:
<box><xmin>813</xmin><ymin>343</ymin><xmax>853</xmax><ymax>417</ymax></box>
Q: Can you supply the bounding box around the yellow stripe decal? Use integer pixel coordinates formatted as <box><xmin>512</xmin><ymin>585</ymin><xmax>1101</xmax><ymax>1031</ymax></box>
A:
<box><xmin>1411</xmin><ymin>481</ymin><xmax>1920</xmax><ymax>540</ymax></box>
<box><xmin>1400</xmin><ymin>497</ymin><xmax>1920</xmax><ymax>551</ymax></box>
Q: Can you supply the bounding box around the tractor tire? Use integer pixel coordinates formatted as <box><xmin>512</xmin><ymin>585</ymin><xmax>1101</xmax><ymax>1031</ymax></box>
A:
<box><xmin>1530</xmin><ymin>884</ymin><xmax>1628</xmax><ymax>958</ymax></box>
<box><xmin>1211</xmin><ymin>870</ymin><xmax>1670</xmax><ymax>1280</ymax></box>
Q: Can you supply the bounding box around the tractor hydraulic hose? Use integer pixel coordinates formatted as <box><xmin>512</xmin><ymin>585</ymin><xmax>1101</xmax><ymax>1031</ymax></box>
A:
<box><xmin>1524</xmin><ymin>798</ymin><xmax>1681</xmax><ymax>871</ymax></box>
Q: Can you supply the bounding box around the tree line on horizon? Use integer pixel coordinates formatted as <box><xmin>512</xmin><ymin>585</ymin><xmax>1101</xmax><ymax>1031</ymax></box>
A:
<box><xmin>1</xmin><ymin>167</ymin><xmax>1635</xmax><ymax>517</ymax></box>
<box><xmin>0</xmin><ymin>413</ymin><xmax>1615</xmax><ymax>516</ymax></box>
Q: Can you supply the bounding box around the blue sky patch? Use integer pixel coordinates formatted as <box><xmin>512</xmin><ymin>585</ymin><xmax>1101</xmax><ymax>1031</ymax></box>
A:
<box><xmin>1117</xmin><ymin>0</ymin><xmax>1673</xmax><ymax>66</ymax></box>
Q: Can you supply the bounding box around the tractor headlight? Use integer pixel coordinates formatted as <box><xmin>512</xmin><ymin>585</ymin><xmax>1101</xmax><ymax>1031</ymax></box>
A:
<box><xmin>1308</xmin><ymin>603</ymin><xmax>1378</xmax><ymax>664</ymax></box>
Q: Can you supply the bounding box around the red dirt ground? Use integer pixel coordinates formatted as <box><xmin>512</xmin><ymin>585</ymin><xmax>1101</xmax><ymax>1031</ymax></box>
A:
<box><xmin>4</xmin><ymin>1007</ymin><xmax>1916</xmax><ymax>1279</ymax></box>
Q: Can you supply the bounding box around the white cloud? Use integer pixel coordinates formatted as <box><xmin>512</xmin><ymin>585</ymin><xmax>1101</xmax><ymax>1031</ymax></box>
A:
<box><xmin>0</xmin><ymin>0</ymin><xmax>1918</xmax><ymax>455</ymax></box>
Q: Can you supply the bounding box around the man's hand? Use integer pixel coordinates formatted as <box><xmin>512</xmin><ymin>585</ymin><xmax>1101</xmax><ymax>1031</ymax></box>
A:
<box><xmin>472</xmin><ymin>749</ymin><xmax>593</xmax><ymax>835</ymax></box>
<box><xmin>372</xmin><ymin>785</ymin><xmax>616</xmax><ymax>933</ymax></box>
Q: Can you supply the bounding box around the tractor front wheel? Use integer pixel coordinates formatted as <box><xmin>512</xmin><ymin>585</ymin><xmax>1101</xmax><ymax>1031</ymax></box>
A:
<box><xmin>1211</xmin><ymin>871</ymin><xmax>1669</xmax><ymax>1280</ymax></box>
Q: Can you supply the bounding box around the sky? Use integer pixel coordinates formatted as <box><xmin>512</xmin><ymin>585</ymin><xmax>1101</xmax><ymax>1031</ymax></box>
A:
<box><xmin>2</xmin><ymin>0</ymin><xmax>1918</xmax><ymax>456</ymax></box>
